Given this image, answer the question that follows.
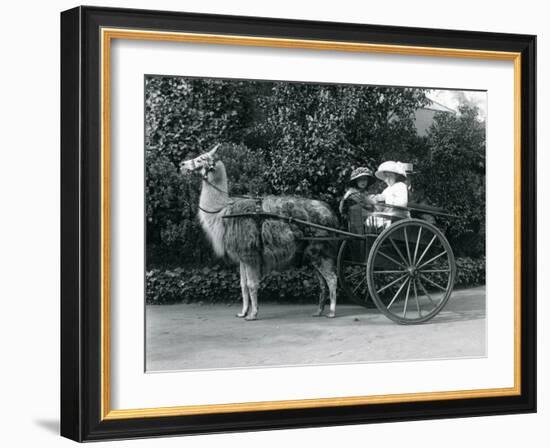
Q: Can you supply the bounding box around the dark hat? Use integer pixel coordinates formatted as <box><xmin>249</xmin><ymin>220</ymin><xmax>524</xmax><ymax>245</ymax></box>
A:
<box><xmin>350</xmin><ymin>167</ymin><xmax>374</xmax><ymax>183</ymax></box>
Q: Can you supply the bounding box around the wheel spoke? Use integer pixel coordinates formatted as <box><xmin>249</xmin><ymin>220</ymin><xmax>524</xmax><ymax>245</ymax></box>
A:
<box><xmin>345</xmin><ymin>269</ymin><xmax>363</xmax><ymax>280</ymax></box>
<box><xmin>377</xmin><ymin>250</ymin><xmax>407</xmax><ymax>269</ymax></box>
<box><xmin>376</xmin><ymin>273</ymin><xmax>408</xmax><ymax>294</ymax></box>
<box><xmin>415</xmin><ymin>234</ymin><xmax>437</xmax><ymax>267</ymax></box>
<box><xmin>389</xmin><ymin>237</ymin><xmax>409</xmax><ymax>266</ymax></box>
<box><xmin>387</xmin><ymin>278</ymin><xmax>410</xmax><ymax>310</ymax></box>
<box><xmin>417</xmin><ymin>250</ymin><xmax>448</xmax><ymax>270</ymax></box>
<box><xmin>352</xmin><ymin>276</ymin><xmax>368</xmax><ymax>294</ymax></box>
<box><xmin>365</xmin><ymin>223</ymin><xmax>455</xmax><ymax>322</ymax></box>
<box><xmin>413</xmin><ymin>226</ymin><xmax>423</xmax><ymax>264</ymax></box>
<box><xmin>403</xmin><ymin>227</ymin><xmax>412</xmax><ymax>265</ymax></box>
<box><xmin>416</xmin><ymin>277</ymin><xmax>436</xmax><ymax>307</ymax></box>
<box><xmin>402</xmin><ymin>279</ymin><xmax>412</xmax><ymax>318</ymax></box>
<box><xmin>419</xmin><ymin>273</ymin><xmax>447</xmax><ymax>292</ymax></box>
<box><xmin>413</xmin><ymin>279</ymin><xmax>422</xmax><ymax>317</ymax></box>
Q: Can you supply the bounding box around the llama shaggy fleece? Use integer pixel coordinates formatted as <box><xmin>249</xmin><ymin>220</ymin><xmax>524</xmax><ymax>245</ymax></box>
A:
<box><xmin>223</xmin><ymin>196</ymin><xmax>339</xmax><ymax>274</ymax></box>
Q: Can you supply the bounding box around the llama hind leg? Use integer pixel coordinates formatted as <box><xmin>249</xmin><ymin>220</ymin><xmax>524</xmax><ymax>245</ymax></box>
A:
<box><xmin>244</xmin><ymin>263</ymin><xmax>260</xmax><ymax>321</ymax></box>
<box><xmin>312</xmin><ymin>268</ymin><xmax>328</xmax><ymax>317</ymax></box>
<box><xmin>317</xmin><ymin>258</ymin><xmax>338</xmax><ymax>318</ymax></box>
<box><xmin>236</xmin><ymin>262</ymin><xmax>250</xmax><ymax>318</ymax></box>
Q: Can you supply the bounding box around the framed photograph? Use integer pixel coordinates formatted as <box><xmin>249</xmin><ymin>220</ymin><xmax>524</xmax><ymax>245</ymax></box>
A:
<box><xmin>60</xmin><ymin>6</ymin><xmax>536</xmax><ymax>442</ymax></box>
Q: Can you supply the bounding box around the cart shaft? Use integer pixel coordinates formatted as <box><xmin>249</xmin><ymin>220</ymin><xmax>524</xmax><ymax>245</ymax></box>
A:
<box><xmin>223</xmin><ymin>212</ymin><xmax>366</xmax><ymax>239</ymax></box>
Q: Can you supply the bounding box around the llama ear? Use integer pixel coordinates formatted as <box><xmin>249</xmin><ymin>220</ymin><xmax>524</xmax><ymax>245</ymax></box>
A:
<box><xmin>207</xmin><ymin>143</ymin><xmax>221</xmax><ymax>158</ymax></box>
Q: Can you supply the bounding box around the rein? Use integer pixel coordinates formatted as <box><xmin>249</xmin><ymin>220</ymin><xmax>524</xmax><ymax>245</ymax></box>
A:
<box><xmin>197</xmin><ymin>175</ymin><xmax>262</xmax><ymax>215</ymax></box>
<box><xmin>202</xmin><ymin>175</ymin><xmax>262</xmax><ymax>201</ymax></box>
<box><xmin>185</xmin><ymin>163</ymin><xmax>263</xmax><ymax>214</ymax></box>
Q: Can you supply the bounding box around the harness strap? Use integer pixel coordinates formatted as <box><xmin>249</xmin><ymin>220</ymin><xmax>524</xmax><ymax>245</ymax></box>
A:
<box><xmin>198</xmin><ymin>204</ymin><xmax>227</xmax><ymax>214</ymax></box>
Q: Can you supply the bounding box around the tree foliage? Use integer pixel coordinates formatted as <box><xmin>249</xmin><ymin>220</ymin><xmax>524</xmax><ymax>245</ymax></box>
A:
<box><xmin>416</xmin><ymin>105</ymin><xmax>486</xmax><ymax>257</ymax></box>
<box><xmin>144</xmin><ymin>75</ymin><xmax>484</xmax><ymax>267</ymax></box>
<box><xmin>252</xmin><ymin>84</ymin><xmax>427</xmax><ymax>206</ymax></box>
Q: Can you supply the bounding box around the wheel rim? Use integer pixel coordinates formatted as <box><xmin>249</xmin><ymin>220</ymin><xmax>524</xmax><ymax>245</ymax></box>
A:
<box><xmin>337</xmin><ymin>238</ymin><xmax>371</xmax><ymax>307</ymax></box>
<box><xmin>366</xmin><ymin>219</ymin><xmax>456</xmax><ymax>324</ymax></box>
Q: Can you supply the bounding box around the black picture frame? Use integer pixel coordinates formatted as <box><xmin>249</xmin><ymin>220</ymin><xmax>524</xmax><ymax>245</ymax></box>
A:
<box><xmin>61</xmin><ymin>5</ymin><xmax>536</xmax><ymax>442</ymax></box>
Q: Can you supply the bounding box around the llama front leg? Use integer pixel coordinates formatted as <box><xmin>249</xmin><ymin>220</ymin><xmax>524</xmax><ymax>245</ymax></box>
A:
<box><xmin>244</xmin><ymin>263</ymin><xmax>260</xmax><ymax>321</ymax></box>
<box><xmin>236</xmin><ymin>262</ymin><xmax>249</xmax><ymax>318</ymax></box>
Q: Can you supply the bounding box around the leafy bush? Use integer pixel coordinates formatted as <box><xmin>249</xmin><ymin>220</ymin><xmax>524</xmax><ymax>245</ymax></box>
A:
<box><xmin>145</xmin><ymin>265</ymin><xmax>322</xmax><ymax>305</ymax></box>
<box><xmin>145</xmin><ymin>257</ymin><xmax>485</xmax><ymax>305</ymax></box>
<box><xmin>146</xmin><ymin>265</ymin><xmax>239</xmax><ymax>305</ymax></box>
<box><xmin>455</xmin><ymin>257</ymin><xmax>486</xmax><ymax>287</ymax></box>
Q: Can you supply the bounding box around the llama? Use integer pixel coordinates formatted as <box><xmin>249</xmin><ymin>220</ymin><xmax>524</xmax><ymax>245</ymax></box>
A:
<box><xmin>180</xmin><ymin>145</ymin><xmax>339</xmax><ymax>320</ymax></box>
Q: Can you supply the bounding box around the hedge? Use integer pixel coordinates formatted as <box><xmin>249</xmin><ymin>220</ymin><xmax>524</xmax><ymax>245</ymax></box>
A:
<box><xmin>145</xmin><ymin>257</ymin><xmax>485</xmax><ymax>305</ymax></box>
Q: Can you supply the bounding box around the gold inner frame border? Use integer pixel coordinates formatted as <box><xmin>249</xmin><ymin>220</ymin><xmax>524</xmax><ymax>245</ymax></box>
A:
<box><xmin>100</xmin><ymin>27</ymin><xmax>522</xmax><ymax>421</ymax></box>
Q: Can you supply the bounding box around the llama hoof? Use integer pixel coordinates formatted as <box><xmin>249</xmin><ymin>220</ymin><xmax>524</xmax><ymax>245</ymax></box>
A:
<box><xmin>245</xmin><ymin>314</ymin><xmax>258</xmax><ymax>321</ymax></box>
<box><xmin>236</xmin><ymin>312</ymin><xmax>247</xmax><ymax>318</ymax></box>
<box><xmin>326</xmin><ymin>312</ymin><xmax>336</xmax><ymax>318</ymax></box>
<box><xmin>312</xmin><ymin>310</ymin><xmax>324</xmax><ymax>317</ymax></box>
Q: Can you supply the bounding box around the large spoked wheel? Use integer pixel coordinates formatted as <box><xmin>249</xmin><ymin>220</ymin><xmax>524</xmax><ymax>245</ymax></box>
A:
<box><xmin>337</xmin><ymin>238</ymin><xmax>371</xmax><ymax>307</ymax></box>
<box><xmin>366</xmin><ymin>219</ymin><xmax>456</xmax><ymax>324</ymax></box>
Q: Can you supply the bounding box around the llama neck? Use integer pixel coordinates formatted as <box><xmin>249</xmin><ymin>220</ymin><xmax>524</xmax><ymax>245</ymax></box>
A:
<box><xmin>198</xmin><ymin>161</ymin><xmax>229</xmax><ymax>257</ymax></box>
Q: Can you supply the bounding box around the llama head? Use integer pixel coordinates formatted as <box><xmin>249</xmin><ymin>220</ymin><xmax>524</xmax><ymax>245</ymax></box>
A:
<box><xmin>180</xmin><ymin>144</ymin><xmax>221</xmax><ymax>178</ymax></box>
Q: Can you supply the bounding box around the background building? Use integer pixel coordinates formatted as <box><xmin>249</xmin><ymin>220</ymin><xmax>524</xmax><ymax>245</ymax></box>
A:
<box><xmin>414</xmin><ymin>98</ymin><xmax>457</xmax><ymax>135</ymax></box>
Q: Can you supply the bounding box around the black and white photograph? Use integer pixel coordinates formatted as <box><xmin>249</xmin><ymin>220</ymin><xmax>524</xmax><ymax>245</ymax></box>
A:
<box><xmin>0</xmin><ymin>0</ymin><xmax>543</xmax><ymax>444</ymax></box>
<box><xmin>144</xmin><ymin>76</ymin><xmax>487</xmax><ymax>372</ymax></box>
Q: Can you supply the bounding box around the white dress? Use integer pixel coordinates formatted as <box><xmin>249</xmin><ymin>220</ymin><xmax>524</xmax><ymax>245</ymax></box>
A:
<box><xmin>366</xmin><ymin>182</ymin><xmax>409</xmax><ymax>230</ymax></box>
<box><xmin>381</xmin><ymin>182</ymin><xmax>409</xmax><ymax>209</ymax></box>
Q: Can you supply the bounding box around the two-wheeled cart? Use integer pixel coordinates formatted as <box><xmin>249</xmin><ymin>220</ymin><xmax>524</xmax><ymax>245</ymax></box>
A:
<box><xmin>225</xmin><ymin>202</ymin><xmax>456</xmax><ymax>324</ymax></box>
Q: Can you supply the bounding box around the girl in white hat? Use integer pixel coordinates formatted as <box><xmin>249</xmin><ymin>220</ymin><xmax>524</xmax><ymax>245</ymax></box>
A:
<box><xmin>373</xmin><ymin>161</ymin><xmax>410</xmax><ymax>224</ymax></box>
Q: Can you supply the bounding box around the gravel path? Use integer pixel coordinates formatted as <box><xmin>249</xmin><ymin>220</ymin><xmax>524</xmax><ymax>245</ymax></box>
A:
<box><xmin>146</xmin><ymin>286</ymin><xmax>486</xmax><ymax>371</ymax></box>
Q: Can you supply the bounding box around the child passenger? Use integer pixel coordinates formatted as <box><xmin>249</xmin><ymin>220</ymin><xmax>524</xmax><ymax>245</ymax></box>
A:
<box><xmin>373</xmin><ymin>161</ymin><xmax>410</xmax><ymax>223</ymax></box>
<box><xmin>339</xmin><ymin>167</ymin><xmax>376</xmax><ymax>215</ymax></box>
<box><xmin>339</xmin><ymin>167</ymin><xmax>377</xmax><ymax>235</ymax></box>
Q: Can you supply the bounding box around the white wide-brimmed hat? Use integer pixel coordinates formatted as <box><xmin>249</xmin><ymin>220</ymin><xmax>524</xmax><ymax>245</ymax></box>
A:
<box><xmin>375</xmin><ymin>161</ymin><xmax>407</xmax><ymax>180</ymax></box>
<box><xmin>400</xmin><ymin>162</ymin><xmax>414</xmax><ymax>174</ymax></box>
